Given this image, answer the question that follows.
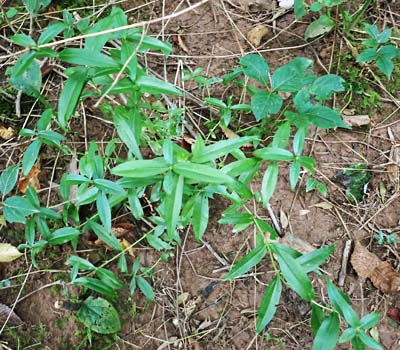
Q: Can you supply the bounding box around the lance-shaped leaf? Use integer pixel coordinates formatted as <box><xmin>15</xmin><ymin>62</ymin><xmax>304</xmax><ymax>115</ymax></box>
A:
<box><xmin>312</xmin><ymin>313</ymin><xmax>340</xmax><ymax>350</ymax></box>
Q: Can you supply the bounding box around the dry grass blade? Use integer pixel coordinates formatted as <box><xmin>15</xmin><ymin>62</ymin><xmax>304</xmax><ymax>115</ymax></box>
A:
<box><xmin>351</xmin><ymin>241</ymin><xmax>400</xmax><ymax>294</ymax></box>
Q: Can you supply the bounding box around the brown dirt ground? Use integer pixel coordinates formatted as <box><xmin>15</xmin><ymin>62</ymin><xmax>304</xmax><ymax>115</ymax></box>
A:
<box><xmin>0</xmin><ymin>0</ymin><xmax>400</xmax><ymax>349</ymax></box>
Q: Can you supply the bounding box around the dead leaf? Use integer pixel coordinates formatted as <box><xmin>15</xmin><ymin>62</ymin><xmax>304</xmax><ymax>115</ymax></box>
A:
<box><xmin>119</xmin><ymin>238</ymin><xmax>135</xmax><ymax>256</ymax></box>
<box><xmin>279</xmin><ymin>233</ymin><xmax>315</xmax><ymax>254</ymax></box>
<box><xmin>0</xmin><ymin>243</ymin><xmax>22</xmax><ymax>262</ymax></box>
<box><xmin>0</xmin><ymin>126</ymin><xmax>15</xmax><ymax>140</ymax></box>
<box><xmin>310</xmin><ymin>202</ymin><xmax>333</xmax><ymax>210</ymax></box>
<box><xmin>247</xmin><ymin>24</ymin><xmax>269</xmax><ymax>47</ymax></box>
<box><xmin>299</xmin><ymin>209</ymin><xmax>310</xmax><ymax>216</ymax></box>
<box><xmin>388</xmin><ymin>144</ymin><xmax>400</xmax><ymax>189</ymax></box>
<box><xmin>280</xmin><ymin>209</ymin><xmax>289</xmax><ymax>229</ymax></box>
<box><xmin>177</xmin><ymin>34</ymin><xmax>190</xmax><ymax>53</ymax></box>
<box><xmin>0</xmin><ymin>303</ymin><xmax>23</xmax><ymax>326</ymax></box>
<box><xmin>351</xmin><ymin>240</ymin><xmax>400</xmax><ymax>294</ymax></box>
<box><xmin>17</xmin><ymin>165</ymin><xmax>40</xmax><ymax>194</ymax></box>
<box><xmin>177</xmin><ymin>292</ymin><xmax>190</xmax><ymax>305</ymax></box>
<box><xmin>342</xmin><ymin>114</ymin><xmax>370</xmax><ymax>127</ymax></box>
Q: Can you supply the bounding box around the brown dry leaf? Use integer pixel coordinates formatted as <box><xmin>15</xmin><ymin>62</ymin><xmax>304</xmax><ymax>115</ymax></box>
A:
<box><xmin>279</xmin><ymin>233</ymin><xmax>315</xmax><ymax>254</ymax></box>
<box><xmin>342</xmin><ymin>114</ymin><xmax>370</xmax><ymax>127</ymax></box>
<box><xmin>0</xmin><ymin>126</ymin><xmax>15</xmax><ymax>140</ymax></box>
<box><xmin>0</xmin><ymin>303</ymin><xmax>23</xmax><ymax>326</ymax></box>
<box><xmin>177</xmin><ymin>34</ymin><xmax>190</xmax><ymax>53</ymax></box>
<box><xmin>351</xmin><ymin>240</ymin><xmax>400</xmax><ymax>294</ymax></box>
<box><xmin>111</xmin><ymin>222</ymin><xmax>134</xmax><ymax>238</ymax></box>
<box><xmin>247</xmin><ymin>24</ymin><xmax>269</xmax><ymax>46</ymax></box>
<box><xmin>17</xmin><ymin>165</ymin><xmax>41</xmax><ymax>194</ymax></box>
<box><xmin>0</xmin><ymin>243</ymin><xmax>22</xmax><ymax>262</ymax></box>
<box><xmin>280</xmin><ymin>209</ymin><xmax>289</xmax><ymax>229</ymax></box>
<box><xmin>299</xmin><ymin>209</ymin><xmax>310</xmax><ymax>216</ymax></box>
<box><xmin>177</xmin><ymin>292</ymin><xmax>190</xmax><ymax>305</ymax></box>
<box><xmin>119</xmin><ymin>238</ymin><xmax>135</xmax><ymax>256</ymax></box>
<box><xmin>310</xmin><ymin>202</ymin><xmax>333</xmax><ymax>210</ymax></box>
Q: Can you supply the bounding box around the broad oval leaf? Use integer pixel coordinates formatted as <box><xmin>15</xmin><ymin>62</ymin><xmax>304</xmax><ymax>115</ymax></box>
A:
<box><xmin>3</xmin><ymin>196</ymin><xmax>39</xmax><ymax>223</ymax></box>
<box><xmin>224</xmin><ymin>244</ymin><xmax>267</xmax><ymax>280</ymax></box>
<box><xmin>48</xmin><ymin>227</ymin><xmax>80</xmax><ymax>246</ymax></box>
<box><xmin>0</xmin><ymin>243</ymin><xmax>23</xmax><ymax>262</ymax></box>
<box><xmin>251</xmin><ymin>91</ymin><xmax>283</xmax><ymax>121</ymax></box>
<box><xmin>38</xmin><ymin>21</ymin><xmax>67</xmax><ymax>45</ymax></box>
<box><xmin>77</xmin><ymin>296</ymin><xmax>121</xmax><ymax>334</ymax></box>
<box><xmin>136</xmin><ymin>276</ymin><xmax>155</xmax><ymax>301</ymax></box>
<box><xmin>240</xmin><ymin>54</ymin><xmax>269</xmax><ymax>86</ymax></box>
<box><xmin>305</xmin><ymin>15</ymin><xmax>335</xmax><ymax>40</ymax></box>
<box><xmin>22</xmin><ymin>139</ymin><xmax>41</xmax><ymax>176</ymax></box>
<box><xmin>297</xmin><ymin>244</ymin><xmax>336</xmax><ymax>273</ymax></box>
<box><xmin>256</xmin><ymin>276</ymin><xmax>282</xmax><ymax>333</ymax></box>
<box><xmin>0</xmin><ymin>164</ymin><xmax>19</xmax><ymax>196</ymax></box>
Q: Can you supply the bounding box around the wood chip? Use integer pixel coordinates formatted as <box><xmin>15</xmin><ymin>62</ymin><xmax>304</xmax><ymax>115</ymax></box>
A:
<box><xmin>342</xmin><ymin>115</ymin><xmax>370</xmax><ymax>127</ymax></box>
<box><xmin>247</xmin><ymin>24</ymin><xmax>269</xmax><ymax>46</ymax></box>
<box><xmin>351</xmin><ymin>240</ymin><xmax>400</xmax><ymax>294</ymax></box>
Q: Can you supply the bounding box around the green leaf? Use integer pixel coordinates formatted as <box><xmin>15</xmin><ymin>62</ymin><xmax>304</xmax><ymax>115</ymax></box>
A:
<box><xmin>308</xmin><ymin>106</ymin><xmax>349</xmax><ymax>129</ymax></box>
<box><xmin>76</xmin><ymin>187</ymin><xmax>99</xmax><ymax>206</ymax></box>
<box><xmin>192</xmin><ymin>194</ymin><xmax>209</xmax><ymax>241</ymax></box>
<box><xmin>240</xmin><ymin>54</ymin><xmax>269</xmax><ymax>86</ymax></box>
<box><xmin>136</xmin><ymin>276</ymin><xmax>155</xmax><ymax>301</ymax></box>
<box><xmin>251</xmin><ymin>91</ymin><xmax>283</xmax><ymax>121</ymax></box>
<box><xmin>218</xmin><ymin>213</ymin><xmax>253</xmax><ymax>225</ymax></box>
<box><xmin>311</xmin><ymin>303</ymin><xmax>325</xmax><ymax>334</ymax></box>
<box><xmin>173</xmin><ymin>163</ymin><xmax>234</xmax><ymax>184</ymax></box>
<box><xmin>339</xmin><ymin>328</ymin><xmax>357</xmax><ymax>343</ymax></box>
<box><xmin>294</xmin><ymin>0</ymin><xmax>307</xmax><ymax>19</ymax></box>
<box><xmin>22</xmin><ymin>139</ymin><xmax>41</xmax><ymax>176</ymax></box>
<box><xmin>6</xmin><ymin>8</ymin><xmax>18</xmax><ymax>18</ymax></box>
<box><xmin>312</xmin><ymin>313</ymin><xmax>340</xmax><ymax>350</ymax></box>
<box><xmin>272</xmin><ymin>121</ymin><xmax>291</xmax><ymax>148</ymax></box>
<box><xmin>77</xmin><ymin>296</ymin><xmax>121</xmax><ymax>334</ymax></box>
<box><xmin>327</xmin><ymin>279</ymin><xmax>359</xmax><ymax>327</ymax></box>
<box><xmin>357</xmin><ymin>331</ymin><xmax>383</xmax><ymax>350</ymax></box>
<box><xmin>203</xmin><ymin>97</ymin><xmax>227</xmax><ymax>109</ymax></box>
<box><xmin>293</xmin><ymin>126</ymin><xmax>306</xmax><ymax>155</ymax></box>
<box><xmin>256</xmin><ymin>276</ymin><xmax>282</xmax><ymax>333</ymax></box>
<box><xmin>11</xmin><ymin>34</ymin><xmax>36</xmax><ymax>47</ymax></box>
<box><xmin>93</xmin><ymin>179</ymin><xmax>125</xmax><ymax>195</ymax></box>
<box><xmin>272</xmin><ymin>243</ymin><xmax>315</xmax><ymax>301</ymax></box>
<box><xmin>297</xmin><ymin>245</ymin><xmax>336</xmax><ymax>273</ymax></box>
<box><xmin>129</xmin><ymin>33</ymin><xmax>173</xmax><ymax>56</ymax></box>
<box><xmin>96</xmin><ymin>268</ymin><xmax>124</xmax><ymax>290</ymax></box>
<box><xmin>48</xmin><ymin>227</ymin><xmax>80</xmax><ymax>247</ymax></box>
<box><xmin>305</xmin><ymin>15</ymin><xmax>335</xmax><ymax>40</ymax></box>
<box><xmin>272</xmin><ymin>57</ymin><xmax>314</xmax><ymax>92</ymax></box>
<box><xmin>58</xmin><ymin>67</ymin><xmax>88</xmax><ymax>129</ymax></box>
<box><xmin>357</xmin><ymin>48</ymin><xmax>378</xmax><ymax>62</ymax></box>
<box><xmin>112</xmin><ymin>158</ymin><xmax>168</xmax><ymax>178</ymax></box>
<box><xmin>89</xmin><ymin>221</ymin><xmax>121</xmax><ymax>251</ymax></box>
<box><xmin>379</xmin><ymin>45</ymin><xmax>398</xmax><ymax>59</ymax></box>
<box><xmin>164</xmin><ymin>174</ymin><xmax>184</xmax><ymax>240</ymax></box>
<box><xmin>310</xmin><ymin>2</ymin><xmax>323</xmax><ymax>11</ymax></box>
<box><xmin>23</xmin><ymin>0</ymin><xmax>51</xmax><ymax>15</ymax></box>
<box><xmin>191</xmin><ymin>136</ymin><xmax>255</xmax><ymax>163</ymax></box>
<box><xmin>38</xmin><ymin>21</ymin><xmax>67</xmax><ymax>44</ymax></box>
<box><xmin>254</xmin><ymin>147</ymin><xmax>294</xmax><ymax>161</ymax></box>
<box><xmin>289</xmin><ymin>160</ymin><xmax>301</xmax><ymax>191</ymax></box>
<box><xmin>3</xmin><ymin>196</ymin><xmax>39</xmax><ymax>223</ymax></box>
<box><xmin>0</xmin><ymin>164</ymin><xmax>19</xmax><ymax>196</ymax></box>
<box><xmin>360</xmin><ymin>312</ymin><xmax>381</xmax><ymax>330</ymax></box>
<box><xmin>224</xmin><ymin>244</ymin><xmax>267</xmax><ymax>280</ymax></box>
<box><xmin>97</xmin><ymin>191</ymin><xmax>111</xmax><ymax>232</ymax></box>
<box><xmin>38</xmin><ymin>130</ymin><xmax>65</xmax><ymax>146</ymax></box>
<box><xmin>146</xmin><ymin>234</ymin><xmax>173</xmax><ymax>251</ymax></box>
<box><xmin>136</xmin><ymin>75</ymin><xmax>183</xmax><ymax>96</ymax></box>
<box><xmin>59</xmin><ymin>48</ymin><xmax>119</xmax><ymax>68</ymax></box>
<box><xmin>376</xmin><ymin>56</ymin><xmax>394</xmax><ymax>79</ymax></box>
<box><xmin>10</xmin><ymin>51</ymin><xmax>36</xmax><ymax>78</ymax></box>
<box><xmin>261</xmin><ymin>162</ymin><xmax>279</xmax><ymax>205</ymax></box>
<box><xmin>310</xmin><ymin>74</ymin><xmax>345</xmax><ymax>101</ymax></box>
<box><xmin>9</xmin><ymin>57</ymin><xmax>41</xmax><ymax>96</ymax></box>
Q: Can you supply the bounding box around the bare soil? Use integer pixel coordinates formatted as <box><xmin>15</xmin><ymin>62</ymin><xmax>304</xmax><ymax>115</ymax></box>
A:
<box><xmin>0</xmin><ymin>1</ymin><xmax>400</xmax><ymax>349</ymax></box>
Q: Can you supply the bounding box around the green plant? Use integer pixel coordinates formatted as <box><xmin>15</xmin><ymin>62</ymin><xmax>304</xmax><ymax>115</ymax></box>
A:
<box><xmin>0</xmin><ymin>2</ymin><xmax>386</xmax><ymax>348</ymax></box>
<box><xmin>374</xmin><ymin>231</ymin><xmax>397</xmax><ymax>245</ymax></box>
<box><xmin>357</xmin><ymin>24</ymin><xmax>400</xmax><ymax>80</ymax></box>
